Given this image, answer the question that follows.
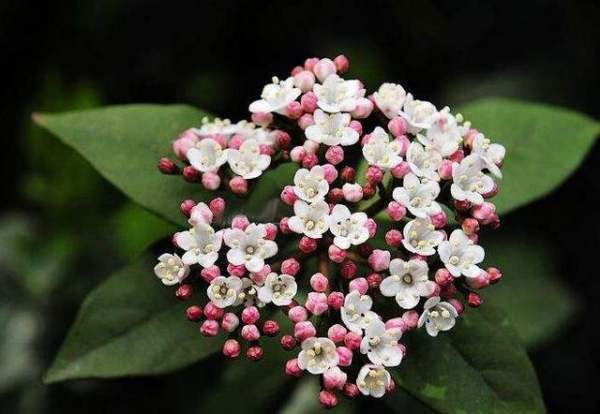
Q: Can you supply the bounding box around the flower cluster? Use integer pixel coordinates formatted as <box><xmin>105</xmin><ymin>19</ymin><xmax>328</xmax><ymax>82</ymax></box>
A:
<box><xmin>155</xmin><ymin>55</ymin><xmax>505</xmax><ymax>408</ymax></box>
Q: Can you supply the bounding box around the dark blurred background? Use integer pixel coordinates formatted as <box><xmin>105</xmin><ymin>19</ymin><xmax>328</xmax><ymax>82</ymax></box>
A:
<box><xmin>1</xmin><ymin>1</ymin><xmax>599</xmax><ymax>413</ymax></box>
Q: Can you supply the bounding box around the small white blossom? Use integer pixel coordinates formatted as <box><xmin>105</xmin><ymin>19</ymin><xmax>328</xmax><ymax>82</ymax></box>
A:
<box><xmin>341</xmin><ymin>291</ymin><xmax>379</xmax><ymax>334</ymax></box>
<box><xmin>380</xmin><ymin>258</ymin><xmax>435</xmax><ymax>309</ymax></box>
<box><xmin>257</xmin><ymin>273</ymin><xmax>297</xmax><ymax>306</ymax></box>
<box><xmin>356</xmin><ymin>364</ymin><xmax>391</xmax><ymax>398</ymax></box>
<box><xmin>249</xmin><ymin>76</ymin><xmax>301</xmax><ymax>114</ymax></box>
<box><xmin>154</xmin><ymin>253</ymin><xmax>190</xmax><ymax>286</ymax></box>
<box><xmin>174</xmin><ymin>223</ymin><xmax>223</xmax><ymax>266</ymax></box>
<box><xmin>360</xmin><ymin>319</ymin><xmax>404</xmax><ymax>367</ymax></box>
<box><xmin>373</xmin><ymin>83</ymin><xmax>407</xmax><ymax>119</ymax></box>
<box><xmin>362</xmin><ymin>127</ymin><xmax>403</xmax><ymax>169</ymax></box>
<box><xmin>235</xmin><ymin>277</ymin><xmax>263</xmax><ymax>307</ymax></box>
<box><xmin>392</xmin><ymin>173</ymin><xmax>441</xmax><ymax>218</ymax></box>
<box><xmin>195</xmin><ymin>117</ymin><xmax>237</xmax><ymax>137</ymax></box>
<box><xmin>400</xmin><ymin>94</ymin><xmax>438</xmax><ymax>133</ymax></box>
<box><xmin>186</xmin><ymin>138</ymin><xmax>227</xmax><ymax>173</ymax></box>
<box><xmin>418</xmin><ymin>296</ymin><xmax>458</xmax><ymax>337</ymax></box>
<box><xmin>305</xmin><ymin>109</ymin><xmax>359</xmax><ymax>146</ymax></box>
<box><xmin>329</xmin><ymin>204</ymin><xmax>369</xmax><ymax>249</ymax></box>
<box><xmin>402</xmin><ymin>217</ymin><xmax>444</xmax><ymax>256</ymax></box>
<box><xmin>471</xmin><ymin>133</ymin><xmax>505</xmax><ymax>178</ymax></box>
<box><xmin>406</xmin><ymin>142</ymin><xmax>442</xmax><ymax>181</ymax></box>
<box><xmin>417</xmin><ymin>111</ymin><xmax>463</xmax><ymax>157</ymax></box>
<box><xmin>293</xmin><ymin>165</ymin><xmax>329</xmax><ymax>203</ymax></box>
<box><xmin>226</xmin><ymin>139</ymin><xmax>271</xmax><ymax>179</ymax></box>
<box><xmin>287</xmin><ymin>200</ymin><xmax>330</xmax><ymax>239</ymax></box>
<box><xmin>438</xmin><ymin>229</ymin><xmax>485</xmax><ymax>278</ymax></box>
<box><xmin>297</xmin><ymin>337</ymin><xmax>339</xmax><ymax>375</ymax></box>
<box><xmin>450</xmin><ymin>154</ymin><xmax>495</xmax><ymax>205</ymax></box>
<box><xmin>207</xmin><ymin>275</ymin><xmax>244</xmax><ymax>308</ymax></box>
<box><xmin>224</xmin><ymin>223</ymin><xmax>278</xmax><ymax>272</ymax></box>
<box><xmin>313</xmin><ymin>74</ymin><xmax>362</xmax><ymax>113</ymax></box>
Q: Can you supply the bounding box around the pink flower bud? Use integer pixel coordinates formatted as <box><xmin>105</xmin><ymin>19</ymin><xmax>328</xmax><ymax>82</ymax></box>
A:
<box><xmin>362</xmin><ymin>183</ymin><xmax>376</xmax><ymax>199</ymax></box>
<box><xmin>365</xmin><ymin>219</ymin><xmax>377</xmax><ymax>237</ymax></box>
<box><xmin>200</xmin><ymin>319</ymin><xmax>219</xmax><ymax>336</ymax></box>
<box><xmin>280</xmin><ymin>185</ymin><xmax>298</xmax><ymax>205</ymax></box>
<box><xmin>321</xmin><ymin>163</ymin><xmax>339</xmax><ymax>184</ymax></box>
<box><xmin>343</xmin><ymin>383</ymin><xmax>360</xmax><ymax>398</ymax></box>
<box><xmin>186</xmin><ymin>305</ymin><xmax>203</xmax><ymax>321</ymax></box>
<box><xmin>297</xmin><ymin>113</ymin><xmax>314</xmax><ymax>130</ymax></box>
<box><xmin>183</xmin><ymin>165</ymin><xmax>200</xmax><ymax>182</ymax></box>
<box><xmin>286</xmin><ymin>101</ymin><xmax>303</xmax><ymax>120</ymax></box>
<box><xmin>294</xmin><ymin>320</ymin><xmax>316</xmax><ymax>342</ymax></box>
<box><xmin>241</xmin><ymin>324</ymin><xmax>261</xmax><ymax>341</ymax></box>
<box><xmin>285</xmin><ymin>358</ymin><xmax>303</xmax><ymax>377</ymax></box>
<box><xmin>180</xmin><ymin>199</ymin><xmax>196</xmax><ymax>217</ymax></box>
<box><xmin>334</xmin><ymin>54</ymin><xmax>350</xmax><ymax>73</ymax></box>
<box><xmin>325</xmin><ymin>145</ymin><xmax>344</xmax><ymax>165</ymax></box>
<box><xmin>262</xmin><ymin>320</ymin><xmax>280</xmax><ymax>336</ymax></box>
<box><xmin>349</xmin><ymin>277</ymin><xmax>369</xmax><ymax>295</ymax></box>
<box><xmin>275</xmin><ymin>130</ymin><xmax>292</xmax><ymax>149</ymax></box>
<box><xmin>188</xmin><ymin>202</ymin><xmax>213</xmax><ymax>226</ymax></box>
<box><xmin>158</xmin><ymin>157</ymin><xmax>178</xmax><ymax>174</ymax></box>
<box><xmin>259</xmin><ymin>144</ymin><xmax>275</xmax><ymax>156</ymax></box>
<box><xmin>250</xmin><ymin>265</ymin><xmax>270</xmax><ymax>285</ymax></box>
<box><xmin>291</xmin><ymin>65</ymin><xmax>303</xmax><ymax>76</ymax></box>
<box><xmin>388</xmin><ymin>116</ymin><xmax>407</xmax><ymax>137</ymax></box>
<box><xmin>221</xmin><ymin>312</ymin><xmax>240</xmax><ymax>332</ymax></box>
<box><xmin>229</xmin><ymin>176</ymin><xmax>248</xmax><ymax>195</ymax></box>
<box><xmin>290</xmin><ymin>146</ymin><xmax>306</xmax><ymax>163</ymax></box>
<box><xmin>323</xmin><ymin>366</ymin><xmax>347</xmax><ymax>390</ymax></box>
<box><xmin>434</xmin><ymin>268</ymin><xmax>454</xmax><ymax>287</ymax></box>
<box><xmin>342</xmin><ymin>182</ymin><xmax>363</xmax><ymax>202</ymax></box>
<box><xmin>448</xmin><ymin>298</ymin><xmax>464</xmax><ymax>315</ymax></box>
<box><xmin>351</xmin><ymin>97</ymin><xmax>374</xmax><ymax>119</ymax></box>
<box><xmin>306</xmin><ymin>292</ymin><xmax>329</xmax><ymax>315</ymax></box>
<box><xmin>313</xmin><ymin>58</ymin><xmax>337</xmax><ymax>82</ymax></box>
<box><xmin>264</xmin><ymin>223</ymin><xmax>277</xmax><ymax>240</ymax></box>
<box><xmin>462</xmin><ymin>218</ymin><xmax>480</xmax><ymax>235</ymax></box>
<box><xmin>366</xmin><ymin>166</ymin><xmax>384</xmax><ymax>184</ymax></box>
<box><xmin>231</xmin><ymin>215</ymin><xmax>250</xmax><ymax>230</ymax></box>
<box><xmin>228</xmin><ymin>134</ymin><xmax>244</xmax><ymax>150</ymax></box>
<box><xmin>327</xmin><ymin>291</ymin><xmax>345</xmax><ymax>310</ymax></box>
<box><xmin>212</xmin><ymin>134</ymin><xmax>228</xmax><ymax>149</ymax></box>
<box><xmin>487</xmin><ymin>267</ymin><xmax>503</xmax><ymax>284</ymax></box>
<box><xmin>303</xmin><ymin>139</ymin><xmax>319</xmax><ymax>155</ymax></box>
<box><xmin>310</xmin><ymin>273</ymin><xmax>329</xmax><ymax>292</ymax></box>
<box><xmin>227</xmin><ymin>263</ymin><xmax>246</xmax><ymax>277</ymax></box>
<box><xmin>175</xmin><ymin>284</ymin><xmax>193</xmax><ymax>300</ymax></box>
<box><xmin>304</xmin><ymin>57</ymin><xmax>319</xmax><ymax>71</ymax></box>
<box><xmin>319</xmin><ymin>390</ymin><xmax>338</xmax><ymax>409</ymax></box>
<box><xmin>293</xmin><ymin>70</ymin><xmax>316</xmax><ymax>92</ymax></box>
<box><xmin>343</xmin><ymin>332</ymin><xmax>362</xmax><ymax>351</ymax></box>
<box><xmin>450</xmin><ymin>149</ymin><xmax>464</xmax><ymax>163</ymax></box>
<box><xmin>201</xmin><ymin>171</ymin><xmax>221</xmax><ymax>190</ymax></box>
<box><xmin>385</xmin><ymin>317</ymin><xmax>407</xmax><ymax>333</ymax></box>
<box><xmin>300</xmin><ymin>92</ymin><xmax>318</xmax><ymax>113</ymax></box>
<box><xmin>279</xmin><ymin>217</ymin><xmax>291</xmax><ymax>234</ymax></box>
<box><xmin>222</xmin><ymin>339</ymin><xmax>241</xmax><ymax>358</ymax></box>
<box><xmin>466</xmin><ymin>271</ymin><xmax>491</xmax><ymax>289</ymax></box>
<box><xmin>467</xmin><ymin>292</ymin><xmax>483</xmax><ymax>307</ymax></box>
<box><xmin>349</xmin><ymin>120</ymin><xmax>363</xmax><ymax>135</ymax></box>
<box><xmin>394</xmin><ymin>135</ymin><xmax>411</xmax><ymax>156</ymax></box>
<box><xmin>204</xmin><ymin>302</ymin><xmax>225</xmax><ymax>320</ymax></box>
<box><xmin>281</xmin><ymin>258</ymin><xmax>300</xmax><ymax>276</ymax></box>
<box><xmin>340</xmin><ymin>260</ymin><xmax>358</xmax><ymax>280</ymax></box>
<box><xmin>301</xmin><ymin>152</ymin><xmax>319</xmax><ymax>169</ymax></box>
<box><xmin>327</xmin><ymin>188</ymin><xmax>344</xmax><ymax>203</ymax></box>
<box><xmin>385</xmin><ymin>229</ymin><xmax>403</xmax><ymax>247</ymax></box>
<box><xmin>246</xmin><ymin>346</ymin><xmax>264</xmax><ymax>361</ymax></box>
<box><xmin>483</xmin><ymin>183</ymin><xmax>498</xmax><ymax>199</ymax></box>
<box><xmin>438</xmin><ymin>159</ymin><xmax>454</xmax><ymax>180</ymax></box>
<box><xmin>281</xmin><ymin>334</ymin><xmax>297</xmax><ymax>350</ymax></box>
<box><xmin>471</xmin><ymin>202</ymin><xmax>496</xmax><ymax>224</ymax></box>
<box><xmin>340</xmin><ymin>166</ymin><xmax>356</xmax><ymax>182</ymax></box>
<box><xmin>299</xmin><ymin>236</ymin><xmax>318</xmax><ymax>253</ymax></box>
<box><xmin>241</xmin><ymin>306</ymin><xmax>260</xmax><ymax>324</ymax></box>
<box><xmin>402</xmin><ymin>310</ymin><xmax>419</xmax><ymax>330</ymax></box>
<box><xmin>361</xmin><ymin>133</ymin><xmax>372</xmax><ymax>145</ymax></box>
<box><xmin>367</xmin><ymin>272</ymin><xmax>383</xmax><ymax>289</ymax></box>
<box><xmin>251</xmin><ymin>111</ymin><xmax>273</xmax><ymax>127</ymax></box>
<box><xmin>454</xmin><ymin>199</ymin><xmax>472</xmax><ymax>211</ymax></box>
<box><xmin>463</xmin><ymin>128</ymin><xmax>479</xmax><ymax>148</ymax></box>
<box><xmin>172</xmin><ymin>129</ymin><xmax>200</xmax><ymax>160</ymax></box>
<box><xmin>209</xmin><ymin>197</ymin><xmax>225</xmax><ymax>221</ymax></box>
<box><xmin>390</xmin><ymin>163</ymin><xmax>409</xmax><ymax>180</ymax></box>
<box><xmin>328</xmin><ymin>244</ymin><xmax>346</xmax><ymax>263</ymax></box>
<box><xmin>387</xmin><ymin>378</ymin><xmax>397</xmax><ymax>393</ymax></box>
<box><xmin>430</xmin><ymin>211</ymin><xmax>447</xmax><ymax>229</ymax></box>
<box><xmin>387</xmin><ymin>201</ymin><xmax>407</xmax><ymax>221</ymax></box>
<box><xmin>368</xmin><ymin>249</ymin><xmax>391</xmax><ymax>272</ymax></box>
<box><xmin>328</xmin><ymin>324</ymin><xmax>348</xmax><ymax>343</ymax></box>
<box><xmin>288</xmin><ymin>306</ymin><xmax>309</xmax><ymax>323</ymax></box>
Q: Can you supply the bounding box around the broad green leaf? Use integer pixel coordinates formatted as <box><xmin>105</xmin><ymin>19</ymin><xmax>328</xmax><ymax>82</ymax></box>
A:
<box><xmin>44</xmin><ymin>255</ymin><xmax>222</xmax><ymax>383</ymax></box>
<box><xmin>457</xmin><ymin>98</ymin><xmax>600</xmax><ymax>215</ymax></box>
<box><xmin>33</xmin><ymin>105</ymin><xmax>297</xmax><ymax>227</ymax></box>
<box><xmin>483</xmin><ymin>230</ymin><xmax>577</xmax><ymax>348</ymax></box>
<box><xmin>393</xmin><ymin>305</ymin><xmax>545</xmax><ymax>414</ymax></box>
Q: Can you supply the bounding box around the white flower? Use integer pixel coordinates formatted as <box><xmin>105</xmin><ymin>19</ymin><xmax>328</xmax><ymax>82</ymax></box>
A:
<box><xmin>249</xmin><ymin>76</ymin><xmax>301</xmax><ymax>114</ymax></box>
<box><xmin>402</xmin><ymin>217</ymin><xmax>443</xmax><ymax>256</ymax></box>
<box><xmin>297</xmin><ymin>337</ymin><xmax>339</xmax><ymax>375</ymax></box>
<box><xmin>224</xmin><ymin>223</ymin><xmax>278</xmax><ymax>272</ymax></box>
<box><xmin>257</xmin><ymin>273</ymin><xmax>297</xmax><ymax>306</ymax></box>
<box><xmin>360</xmin><ymin>319</ymin><xmax>404</xmax><ymax>367</ymax></box>
<box><xmin>305</xmin><ymin>109</ymin><xmax>359</xmax><ymax>146</ymax></box>
<box><xmin>293</xmin><ymin>165</ymin><xmax>329</xmax><ymax>203</ymax></box>
<box><xmin>373</xmin><ymin>83</ymin><xmax>407</xmax><ymax>119</ymax></box>
<box><xmin>418</xmin><ymin>296</ymin><xmax>458</xmax><ymax>337</ymax></box>
<box><xmin>195</xmin><ymin>117</ymin><xmax>237</xmax><ymax>137</ymax></box>
<box><xmin>175</xmin><ymin>223</ymin><xmax>223</xmax><ymax>266</ymax></box>
<box><xmin>362</xmin><ymin>127</ymin><xmax>403</xmax><ymax>169</ymax></box>
<box><xmin>313</xmin><ymin>74</ymin><xmax>362</xmax><ymax>113</ymax></box>
<box><xmin>417</xmin><ymin>111</ymin><xmax>462</xmax><ymax>157</ymax></box>
<box><xmin>154</xmin><ymin>253</ymin><xmax>190</xmax><ymax>286</ymax></box>
<box><xmin>235</xmin><ymin>277</ymin><xmax>263</xmax><ymax>307</ymax></box>
<box><xmin>392</xmin><ymin>173</ymin><xmax>441</xmax><ymax>218</ymax></box>
<box><xmin>207</xmin><ymin>275</ymin><xmax>243</xmax><ymax>308</ymax></box>
<box><xmin>288</xmin><ymin>200</ymin><xmax>330</xmax><ymax>239</ymax></box>
<box><xmin>400</xmin><ymin>94</ymin><xmax>438</xmax><ymax>133</ymax></box>
<box><xmin>329</xmin><ymin>204</ymin><xmax>369</xmax><ymax>249</ymax></box>
<box><xmin>450</xmin><ymin>154</ymin><xmax>495</xmax><ymax>205</ymax></box>
<box><xmin>438</xmin><ymin>229</ymin><xmax>485</xmax><ymax>278</ymax></box>
<box><xmin>186</xmin><ymin>138</ymin><xmax>227</xmax><ymax>173</ymax></box>
<box><xmin>356</xmin><ymin>364</ymin><xmax>391</xmax><ymax>398</ymax></box>
<box><xmin>380</xmin><ymin>258</ymin><xmax>435</xmax><ymax>309</ymax></box>
<box><xmin>341</xmin><ymin>291</ymin><xmax>379</xmax><ymax>334</ymax></box>
<box><xmin>406</xmin><ymin>142</ymin><xmax>442</xmax><ymax>181</ymax></box>
<box><xmin>471</xmin><ymin>133</ymin><xmax>505</xmax><ymax>178</ymax></box>
<box><xmin>226</xmin><ymin>139</ymin><xmax>271</xmax><ymax>179</ymax></box>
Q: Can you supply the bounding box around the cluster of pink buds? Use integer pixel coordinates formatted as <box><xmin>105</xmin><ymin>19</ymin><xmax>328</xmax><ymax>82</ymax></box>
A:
<box><xmin>154</xmin><ymin>55</ymin><xmax>506</xmax><ymax>408</ymax></box>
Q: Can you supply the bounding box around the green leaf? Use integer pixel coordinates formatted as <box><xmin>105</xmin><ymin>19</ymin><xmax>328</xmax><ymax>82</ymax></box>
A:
<box><xmin>393</xmin><ymin>305</ymin><xmax>545</xmax><ymax>414</ymax></box>
<box><xmin>457</xmin><ymin>98</ymin><xmax>600</xmax><ymax>215</ymax></box>
<box><xmin>483</xmin><ymin>230</ymin><xmax>577</xmax><ymax>348</ymax></box>
<box><xmin>44</xmin><ymin>255</ymin><xmax>222</xmax><ymax>383</ymax></box>
<box><xmin>33</xmin><ymin>105</ymin><xmax>297</xmax><ymax>226</ymax></box>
